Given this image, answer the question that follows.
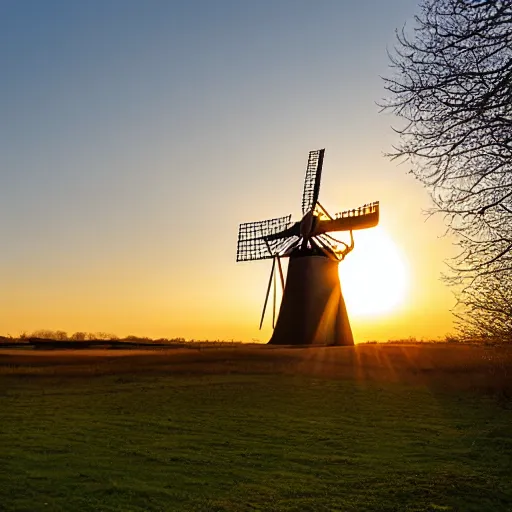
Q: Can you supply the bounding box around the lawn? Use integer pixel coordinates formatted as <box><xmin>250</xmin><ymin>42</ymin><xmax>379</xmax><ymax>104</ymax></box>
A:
<box><xmin>1</xmin><ymin>346</ymin><xmax>511</xmax><ymax>511</ymax></box>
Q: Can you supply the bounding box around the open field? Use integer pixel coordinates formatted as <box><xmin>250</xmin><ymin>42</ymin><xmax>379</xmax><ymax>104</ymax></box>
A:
<box><xmin>1</xmin><ymin>344</ymin><xmax>511</xmax><ymax>511</ymax></box>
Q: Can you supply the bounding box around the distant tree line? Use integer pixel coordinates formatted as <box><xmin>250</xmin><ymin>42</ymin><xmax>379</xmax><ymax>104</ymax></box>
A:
<box><xmin>19</xmin><ymin>330</ymin><xmax>120</xmax><ymax>341</ymax></box>
<box><xmin>17</xmin><ymin>330</ymin><xmax>185</xmax><ymax>343</ymax></box>
<box><xmin>383</xmin><ymin>0</ymin><xmax>512</xmax><ymax>341</ymax></box>
<box><xmin>11</xmin><ymin>331</ymin><xmax>240</xmax><ymax>345</ymax></box>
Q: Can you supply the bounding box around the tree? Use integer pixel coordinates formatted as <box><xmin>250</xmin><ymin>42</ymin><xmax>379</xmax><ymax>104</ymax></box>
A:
<box><xmin>382</xmin><ymin>0</ymin><xmax>512</xmax><ymax>340</ymax></box>
<box><xmin>30</xmin><ymin>329</ymin><xmax>68</xmax><ymax>341</ymax></box>
<box><xmin>455</xmin><ymin>271</ymin><xmax>512</xmax><ymax>340</ymax></box>
<box><xmin>70</xmin><ymin>332</ymin><xmax>87</xmax><ymax>341</ymax></box>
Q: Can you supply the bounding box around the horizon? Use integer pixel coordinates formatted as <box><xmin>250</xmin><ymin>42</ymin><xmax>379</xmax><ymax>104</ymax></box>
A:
<box><xmin>0</xmin><ymin>329</ymin><xmax>457</xmax><ymax>344</ymax></box>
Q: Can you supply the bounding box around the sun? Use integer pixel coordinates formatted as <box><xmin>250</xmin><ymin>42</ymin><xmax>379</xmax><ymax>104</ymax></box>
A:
<box><xmin>338</xmin><ymin>226</ymin><xmax>408</xmax><ymax>317</ymax></box>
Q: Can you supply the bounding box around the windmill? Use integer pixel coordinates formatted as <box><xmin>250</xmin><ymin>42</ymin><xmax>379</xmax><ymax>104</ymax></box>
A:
<box><xmin>236</xmin><ymin>149</ymin><xmax>379</xmax><ymax>346</ymax></box>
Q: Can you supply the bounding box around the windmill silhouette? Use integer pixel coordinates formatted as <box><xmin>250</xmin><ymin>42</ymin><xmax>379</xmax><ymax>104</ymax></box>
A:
<box><xmin>236</xmin><ymin>149</ymin><xmax>379</xmax><ymax>345</ymax></box>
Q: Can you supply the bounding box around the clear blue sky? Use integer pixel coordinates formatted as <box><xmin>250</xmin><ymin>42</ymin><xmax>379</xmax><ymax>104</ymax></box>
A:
<box><xmin>1</xmin><ymin>0</ymin><xmax>455</xmax><ymax>341</ymax></box>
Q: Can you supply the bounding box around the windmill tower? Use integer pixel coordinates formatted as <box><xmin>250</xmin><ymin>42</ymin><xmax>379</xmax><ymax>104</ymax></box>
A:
<box><xmin>236</xmin><ymin>149</ymin><xmax>379</xmax><ymax>346</ymax></box>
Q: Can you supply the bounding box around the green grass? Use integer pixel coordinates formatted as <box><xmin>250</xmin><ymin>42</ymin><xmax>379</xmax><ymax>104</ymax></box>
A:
<box><xmin>1</xmin><ymin>373</ymin><xmax>511</xmax><ymax>511</ymax></box>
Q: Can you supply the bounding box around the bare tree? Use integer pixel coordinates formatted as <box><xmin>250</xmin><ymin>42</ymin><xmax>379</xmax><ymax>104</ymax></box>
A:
<box><xmin>70</xmin><ymin>331</ymin><xmax>87</xmax><ymax>341</ymax></box>
<box><xmin>382</xmin><ymin>0</ymin><xmax>512</xmax><ymax>340</ymax></box>
<box><xmin>455</xmin><ymin>271</ymin><xmax>512</xmax><ymax>341</ymax></box>
<box><xmin>29</xmin><ymin>329</ymin><xmax>66</xmax><ymax>340</ymax></box>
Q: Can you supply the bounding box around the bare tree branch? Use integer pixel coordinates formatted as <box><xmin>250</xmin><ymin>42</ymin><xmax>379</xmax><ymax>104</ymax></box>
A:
<box><xmin>382</xmin><ymin>0</ymin><xmax>512</xmax><ymax>341</ymax></box>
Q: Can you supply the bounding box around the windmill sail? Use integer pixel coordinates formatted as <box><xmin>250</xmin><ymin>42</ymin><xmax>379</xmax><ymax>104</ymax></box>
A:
<box><xmin>313</xmin><ymin>202</ymin><xmax>379</xmax><ymax>235</ymax></box>
<box><xmin>302</xmin><ymin>149</ymin><xmax>325</xmax><ymax>215</ymax></box>
<box><xmin>236</xmin><ymin>215</ymin><xmax>293</xmax><ymax>261</ymax></box>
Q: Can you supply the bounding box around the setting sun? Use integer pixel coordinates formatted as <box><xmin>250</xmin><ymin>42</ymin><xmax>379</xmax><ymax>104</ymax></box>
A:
<box><xmin>339</xmin><ymin>227</ymin><xmax>408</xmax><ymax>318</ymax></box>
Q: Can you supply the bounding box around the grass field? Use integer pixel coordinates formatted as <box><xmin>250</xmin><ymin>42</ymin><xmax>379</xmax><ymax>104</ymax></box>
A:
<box><xmin>1</xmin><ymin>344</ymin><xmax>511</xmax><ymax>511</ymax></box>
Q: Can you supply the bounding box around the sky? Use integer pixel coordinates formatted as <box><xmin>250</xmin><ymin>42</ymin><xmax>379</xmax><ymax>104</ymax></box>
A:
<box><xmin>1</xmin><ymin>0</ymin><xmax>457</xmax><ymax>342</ymax></box>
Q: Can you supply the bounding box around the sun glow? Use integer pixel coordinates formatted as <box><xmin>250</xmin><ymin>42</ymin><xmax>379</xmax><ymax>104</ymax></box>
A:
<box><xmin>338</xmin><ymin>227</ymin><xmax>408</xmax><ymax>317</ymax></box>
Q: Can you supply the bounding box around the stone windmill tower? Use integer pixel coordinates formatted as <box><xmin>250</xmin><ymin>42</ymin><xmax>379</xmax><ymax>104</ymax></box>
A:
<box><xmin>236</xmin><ymin>149</ymin><xmax>379</xmax><ymax>346</ymax></box>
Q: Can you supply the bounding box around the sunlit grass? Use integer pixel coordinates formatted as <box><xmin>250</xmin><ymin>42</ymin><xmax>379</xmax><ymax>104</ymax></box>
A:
<box><xmin>1</xmin><ymin>355</ymin><xmax>511</xmax><ymax>511</ymax></box>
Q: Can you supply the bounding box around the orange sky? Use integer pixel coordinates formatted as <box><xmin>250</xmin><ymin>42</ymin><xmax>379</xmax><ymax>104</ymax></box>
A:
<box><xmin>1</xmin><ymin>0</ymin><xmax>458</xmax><ymax>342</ymax></box>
